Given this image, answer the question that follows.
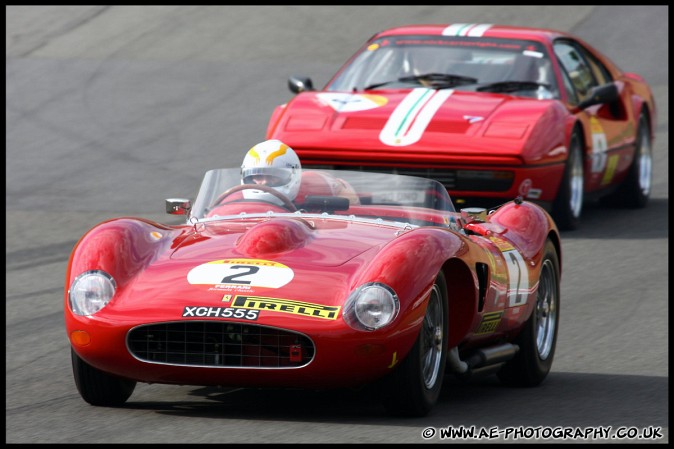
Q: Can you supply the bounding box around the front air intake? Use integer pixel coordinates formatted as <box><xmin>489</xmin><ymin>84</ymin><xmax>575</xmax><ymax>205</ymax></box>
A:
<box><xmin>127</xmin><ymin>321</ymin><xmax>315</xmax><ymax>368</ymax></box>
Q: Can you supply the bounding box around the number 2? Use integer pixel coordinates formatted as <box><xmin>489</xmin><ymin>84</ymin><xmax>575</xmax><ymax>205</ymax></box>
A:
<box><xmin>221</xmin><ymin>265</ymin><xmax>260</xmax><ymax>284</ymax></box>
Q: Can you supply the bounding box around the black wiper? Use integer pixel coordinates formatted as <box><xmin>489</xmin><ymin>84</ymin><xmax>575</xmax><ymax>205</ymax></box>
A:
<box><xmin>477</xmin><ymin>81</ymin><xmax>549</xmax><ymax>93</ymax></box>
<box><xmin>363</xmin><ymin>72</ymin><xmax>478</xmax><ymax>91</ymax></box>
<box><xmin>399</xmin><ymin>73</ymin><xmax>478</xmax><ymax>87</ymax></box>
<box><xmin>362</xmin><ymin>78</ymin><xmax>421</xmax><ymax>90</ymax></box>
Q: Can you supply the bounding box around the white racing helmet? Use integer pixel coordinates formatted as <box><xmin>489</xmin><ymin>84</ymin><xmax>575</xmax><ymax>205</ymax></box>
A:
<box><xmin>241</xmin><ymin>140</ymin><xmax>302</xmax><ymax>205</ymax></box>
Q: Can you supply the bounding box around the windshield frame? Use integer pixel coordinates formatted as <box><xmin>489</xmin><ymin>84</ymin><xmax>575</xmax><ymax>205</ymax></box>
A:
<box><xmin>189</xmin><ymin>168</ymin><xmax>455</xmax><ymax>228</ymax></box>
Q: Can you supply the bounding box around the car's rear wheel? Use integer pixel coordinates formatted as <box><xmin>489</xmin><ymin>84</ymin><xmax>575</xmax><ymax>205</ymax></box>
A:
<box><xmin>497</xmin><ymin>239</ymin><xmax>560</xmax><ymax>386</ymax></box>
<box><xmin>71</xmin><ymin>349</ymin><xmax>136</xmax><ymax>406</ymax></box>
<box><xmin>601</xmin><ymin>113</ymin><xmax>652</xmax><ymax>208</ymax></box>
<box><xmin>380</xmin><ymin>272</ymin><xmax>448</xmax><ymax>417</ymax></box>
<box><xmin>552</xmin><ymin>132</ymin><xmax>584</xmax><ymax>230</ymax></box>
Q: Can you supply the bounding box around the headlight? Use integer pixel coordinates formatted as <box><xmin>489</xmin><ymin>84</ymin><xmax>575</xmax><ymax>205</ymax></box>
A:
<box><xmin>344</xmin><ymin>283</ymin><xmax>399</xmax><ymax>331</ymax></box>
<box><xmin>69</xmin><ymin>270</ymin><xmax>117</xmax><ymax>316</ymax></box>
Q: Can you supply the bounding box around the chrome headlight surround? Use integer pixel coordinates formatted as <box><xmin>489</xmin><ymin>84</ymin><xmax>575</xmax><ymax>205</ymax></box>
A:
<box><xmin>343</xmin><ymin>282</ymin><xmax>400</xmax><ymax>331</ymax></box>
<box><xmin>68</xmin><ymin>270</ymin><xmax>117</xmax><ymax>316</ymax></box>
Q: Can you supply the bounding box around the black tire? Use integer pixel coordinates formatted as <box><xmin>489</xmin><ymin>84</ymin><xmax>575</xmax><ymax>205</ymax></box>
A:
<box><xmin>497</xmin><ymin>240</ymin><xmax>560</xmax><ymax>387</ymax></box>
<box><xmin>380</xmin><ymin>272</ymin><xmax>448</xmax><ymax>417</ymax></box>
<box><xmin>601</xmin><ymin>114</ymin><xmax>652</xmax><ymax>208</ymax></box>
<box><xmin>71</xmin><ymin>348</ymin><xmax>136</xmax><ymax>406</ymax></box>
<box><xmin>552</xmin><ymin>132</ymin><xmax>584</xmax><ymax>231</ymax></box>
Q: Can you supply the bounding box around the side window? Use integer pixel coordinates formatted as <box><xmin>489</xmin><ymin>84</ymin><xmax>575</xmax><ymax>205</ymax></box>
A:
<box><xmin>554</xmin><ymin>41</ymin><xmax>596</xmax><ymax>102</ymax></box>
<box><xmin>580</xmin><ymin>48</ymin><xmax>613</xmax><ymax>85</ymax></box>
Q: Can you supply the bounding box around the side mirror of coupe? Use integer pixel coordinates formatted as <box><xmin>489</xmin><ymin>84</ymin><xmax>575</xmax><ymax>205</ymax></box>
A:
<box><xmin>576</xmin><ymin>82</ymin><xmax>619</xmax><ymax>111</ymax></box>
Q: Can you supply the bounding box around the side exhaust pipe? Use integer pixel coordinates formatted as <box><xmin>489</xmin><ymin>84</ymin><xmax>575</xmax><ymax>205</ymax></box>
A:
<box><xmin>447</xmin><ymin>343</ymin><xmax>519</xmax><ymax>379</ymax></box>
<box><xmin>465</xmin><ymin>343</ymin><xmax>519</xmax><ymax>369</ymax></box>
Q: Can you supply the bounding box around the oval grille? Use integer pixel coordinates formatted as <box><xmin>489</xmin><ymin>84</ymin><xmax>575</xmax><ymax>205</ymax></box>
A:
<box><xmin>127</xmin><ymin>321</ymin><xmax>315</xmax><ymax>368</ymax></box>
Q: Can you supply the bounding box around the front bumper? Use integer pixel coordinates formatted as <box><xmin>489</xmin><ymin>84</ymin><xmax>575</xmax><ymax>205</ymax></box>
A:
<box><xmin>67</xmin><ymin>317</ymin><xmax>418</xmax><ymax>389</ymax></box>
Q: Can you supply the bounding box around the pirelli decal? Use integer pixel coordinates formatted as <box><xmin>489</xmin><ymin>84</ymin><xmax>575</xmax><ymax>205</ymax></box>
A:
<box><xmin>476</xmin><ymin>311</ymin><xmax>503</xmax><ymax>334</ymax></box>
<box><xmin>379</xmin><ymin>88</ymin><xmax>453</xmax><ymax>146</ymax></box>
<box><xmin>442</xmin><ymin>23</ymin><xmax>493</xmax><ymax>37</ymax></box>
<box><xmin>227</xmin><ymin>295</ymin><xmax>341</xmax><ymax>320</ymax></box>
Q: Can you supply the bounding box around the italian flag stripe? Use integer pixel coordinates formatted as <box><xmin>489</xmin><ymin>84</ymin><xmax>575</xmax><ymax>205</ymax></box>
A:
<box><xmin>442</xmin><ymin>23</ymin><xmax>492</xmax><ymax>37</ymax></box>
<box><xmin>379</xmin><ymin>88</ymin><xmax>454</xmax><ymax>147</ymax></box>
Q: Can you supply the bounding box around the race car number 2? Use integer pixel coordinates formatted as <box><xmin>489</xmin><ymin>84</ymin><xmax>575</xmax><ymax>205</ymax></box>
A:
<box><xmin>187</xmin><ymin>259</ymin><xmax>294</xmax><ymax>288</ymax></box>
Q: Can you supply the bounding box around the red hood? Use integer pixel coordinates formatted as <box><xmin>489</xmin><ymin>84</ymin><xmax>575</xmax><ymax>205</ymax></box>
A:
<box><xmin>270</xmin><ymin>89</ymin><xmax>564</xmax><ymax>163</ymax></box>
<box><xmin>103</xmin><ymin>217</ymin><xmax>400</xmax><ymax>319</ymax></box>
<box><xmin>168</xmin><ymin>217</ymin><xmax>393</xmax><ymax>266</ymax></box>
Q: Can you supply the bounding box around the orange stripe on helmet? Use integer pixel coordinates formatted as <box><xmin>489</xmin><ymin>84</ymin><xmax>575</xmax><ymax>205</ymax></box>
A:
<box><xmin>265</xmin><ymin>143</ymin><xmax>288</xmax><ymax>165</ymax></box>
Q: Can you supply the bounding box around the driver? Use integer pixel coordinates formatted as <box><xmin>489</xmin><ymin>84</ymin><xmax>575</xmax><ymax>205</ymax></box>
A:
<box><xmin>207</xmin><ymin>139</ymin><xmax>359</xmax><ymax>217</ymax></box>
<box><xmin>206</xmin><ymin>140</ymin><xmax>301</xmax><ymax>217</ymax></box>
<box><xmin>240</xmin><ymin>139</ymin><xmax>302</xmax><ymax>205</ymax></box>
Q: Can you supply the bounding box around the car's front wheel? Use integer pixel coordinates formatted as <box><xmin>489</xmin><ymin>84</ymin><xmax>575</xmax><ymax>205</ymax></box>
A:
<box><xmin>71</xmin><ymin>349</ymin><xmax>136</xmax><ymax>406</ymax></box>
<box><xmin>380</xmin><ymin>271</ymin><xmax>448</xmax><ymax>417</ymax></box>
<box><xmin>497</xmin><ymin>239</ymin><xmax>560</xmax><ymax>386</ymax></box>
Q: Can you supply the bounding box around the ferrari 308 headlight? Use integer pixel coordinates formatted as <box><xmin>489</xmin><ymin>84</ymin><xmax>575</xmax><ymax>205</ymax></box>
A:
<box><xmin>343</xmin><ymin>282</ymin><xmax>399</xmax><ymax>331</ymax></box>
<box><xmin>69</xmin><ymin>270</ymin><xmax>117</xmax><ymax>316</ymax></box>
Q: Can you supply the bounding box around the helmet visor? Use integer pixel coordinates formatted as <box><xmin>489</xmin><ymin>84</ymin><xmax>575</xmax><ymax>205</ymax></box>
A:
<box><xmin>242</xmin><ymin>167</ymin><xmax>294</xmax><ymax>187</ymax></box>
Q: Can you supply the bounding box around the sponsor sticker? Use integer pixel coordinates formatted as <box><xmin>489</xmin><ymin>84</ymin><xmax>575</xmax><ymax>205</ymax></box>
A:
<box><xmin>316</xmin><ymin>93</ymin><xmax>388</xmax><ymax>112</ymax></box>
<box><xmin>226</xmin><ymin>295</ymin><xmax>341</xmax><ymax>320</ymax></box>
<box><xmin>476</xmin><ymin>311</ymin><xmax>503</xmax><ymax>334</ymax></box>
<box><xmin>187</xmin><ymin>259</ymin><xmax>294</xmax><ymax>289</ymax></box>
<box><xmin>601</xmin><ymin>154</ymin><xmax>620</xmax><ymax>185</ymax></box>
<box><xmin>526</xmin><ymin>188</ymin><xmax>542</xmax><ymax>199</ymax></box>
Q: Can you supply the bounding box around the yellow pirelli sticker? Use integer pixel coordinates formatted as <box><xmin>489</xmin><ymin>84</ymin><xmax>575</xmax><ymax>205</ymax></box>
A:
<box><xmin>601</xmin><ymin>154</ymin><xmax>620</xmax><ymax>185</ymax></box>
<box><xmin>206</xmin><ymin>258</ymin><xmax>286</xmax><ymax>267</ymax></box>
<box><xmin>476</xmin><ymin>311</ymin><xmax>503</xmax><ymax>334</ymax></box>
<box><xmin>228</xmin><ymin>295</ymin><xmax>341</xmax><ymax>320</ymax></box>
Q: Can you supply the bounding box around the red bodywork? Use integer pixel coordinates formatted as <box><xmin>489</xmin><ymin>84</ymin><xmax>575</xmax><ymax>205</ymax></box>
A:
<box><xmin>266</xmin><ymin>24</ymin><xmax>656</xmax><ymax>209</ymax></box>
<box><xmin>65</xmin><ymin>200</ymin><xmax>560</xmax><ymax>390</ymax></box>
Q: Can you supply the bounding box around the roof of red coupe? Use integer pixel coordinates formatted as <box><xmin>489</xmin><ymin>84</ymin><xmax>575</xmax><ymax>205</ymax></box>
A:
<box><xmin>374</xmin><ymin>24</ymin><xmax>566</xmax><ymax>43</ymax></box>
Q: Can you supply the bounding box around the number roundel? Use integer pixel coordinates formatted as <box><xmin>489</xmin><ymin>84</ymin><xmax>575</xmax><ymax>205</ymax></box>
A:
<box><xmin>187</xmin><ymin>259</ymin><xmax>294</xmax><ymax>288</ymax></box>
<box><xmin>504</xmin><ymin>249</ymin><xmax>529</xmax><ymax>307</ymax></box>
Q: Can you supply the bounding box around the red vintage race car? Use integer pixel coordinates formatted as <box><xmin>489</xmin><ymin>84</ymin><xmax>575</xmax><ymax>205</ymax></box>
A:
<box><xmin>266</xmin><ymin>24</ymin><xmax>656</xmax><ymax>230</ymax></box>
<box><xmin>65</xmin><ymin>168</ymin><xmax>561</xmax><ymax>416</ymax></box>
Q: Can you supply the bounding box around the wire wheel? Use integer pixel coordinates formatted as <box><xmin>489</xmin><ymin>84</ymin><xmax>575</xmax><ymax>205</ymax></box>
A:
<box><xmin>422</xmin><ymin>285</ymin><xmax>444</xmax><ymax>389</ymax></box>
<box><xmin>536</xmin><ymin>259</ymin><xmax>558</xmax><ymax>360</ymax></box>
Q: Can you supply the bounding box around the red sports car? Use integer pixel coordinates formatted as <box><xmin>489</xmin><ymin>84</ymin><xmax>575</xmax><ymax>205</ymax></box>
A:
<box><xmin>65</xmin><ymin>168</ymin><xmax>561</xmax><ymax>416</ymax></box>
<box><xmin>266</xmin><ymin>24</ymin><xmax>656</xmax><ymax>230</ymax></box>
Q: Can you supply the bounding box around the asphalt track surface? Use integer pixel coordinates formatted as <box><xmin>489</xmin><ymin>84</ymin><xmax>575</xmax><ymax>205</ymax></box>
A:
<box><xmin>6</xmin><ymin>5</ymin><xmax>669</xmax><ymax>444</ymax></box>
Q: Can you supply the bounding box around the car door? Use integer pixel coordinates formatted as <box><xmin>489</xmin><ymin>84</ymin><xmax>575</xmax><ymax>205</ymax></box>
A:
<box><xmin>553</xmin><ymin>39</ymin><xmax>634</xmax><ymax>192</ymax></box>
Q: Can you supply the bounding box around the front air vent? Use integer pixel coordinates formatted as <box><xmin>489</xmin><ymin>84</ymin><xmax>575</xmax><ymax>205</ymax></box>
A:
<box><xmin>127</xmin><ymin>321</ymin><xmax>315</xmax><ymax>368</ymax></box>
